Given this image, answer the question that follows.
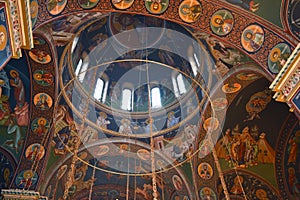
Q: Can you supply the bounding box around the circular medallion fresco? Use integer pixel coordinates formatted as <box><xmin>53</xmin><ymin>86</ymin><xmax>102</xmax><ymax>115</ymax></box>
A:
<box><xmin>95</xmin><ymin>145</ymin><xmax>109</xmax><ymax>156</ymax></box>
<box><xmin>29</xmin><ymin>49</ymin><xmax>51</xmax><ymax>64</ymax></box>
<box><xmin>268</xmin><ymin>43</ymin><xmax>291</xmax><ymax>74</ymax></box>
<box><xmin>15</xmin><ymin>170</ymin><xmax>38</xmax><ymax>189</ymax></box>
<box><xmin>172</xmin><ymin>175</ymin><xmax>183</xmax><ymax>191</ymax></box>
<box><xmin>236</xmin><ymin>72</ymin><xmax>259</xmax><ymax>81</ymax></box>
<box><xmin>33</xmin><ymin>93</ymin><xmax>53</xmax><ymax>110</ymax></box>
<box><xmin>203</xmin><ymin>117</ymin><xmax>219</xmax><ymax>131</ymax></box>
<box><xmin>212</xmin><ymin>97</ymin><xmax>228</xmax><ymax>111</ymax></box>
<box><xmin>111</xmin><ymin>0</ymin><xmax>134</xmax><ymax>10</ymax></box>
<box><xmin>222</xmin><ymin>83</ymin><xmax>241</xmax><ymax>93</ymax></box>
<box><xmin>241</xmin><ymin>24</ymin><xmax>264</xmax><ymax>52</ymax></box>
<box><xmin>78</xmin><ymin>0</ymin><xmax>99</xmax><ymax>9</ymax></box>
<box><xmin>199</xmin><ymin>187</ymin><xmax>217</xmax><ymax>200</ymax></box>
<box><xmin>0</xmin><ymin>25</ymin><xmax>7</xmax><ymax>51</ymax></box>
<box><xmin>210</xmin><ymin>9</ymin><xmax>234</xmax><ymax>36</ymax></box>
<box><xmin>179</xmin><ymin>0</ymin><xmax>202</xmax><ymax>23</ymax></box>
<box><xmin>31</xmin><ymin>117</ymin><xmax>50</xmax><ymax>136</ymax></box>
<box><xmin>145</xmin><ymin>0</ymin><xmax>169</xmax><ymax>14</ymax></box>
<box><xmin>25</xmin><ymin>143</ymin><xmax>45</xmax><ymax>161</ymax></box>
<box><xmin>33</xmin><ymin>70</ymin><xmax>54</xmax><ymax>86</ymax></box>
<box><xmin>47</xmin><ymin>0</ymin><xmax>67</xmax><ymax>15</ymax></box>
<box><xmin>137</xmin><ymin>149</ymin><xmax>150</xmax><ymax>160</ymax></box>
<box><xmin>30</xmin><ymin>0</ymin><xmax>38</xmax><ymax>27</ymax></box>
<box><xmin>198</xmin><ymin>162</ymin><xmax>213</xmax><ymax>180</ymax></box>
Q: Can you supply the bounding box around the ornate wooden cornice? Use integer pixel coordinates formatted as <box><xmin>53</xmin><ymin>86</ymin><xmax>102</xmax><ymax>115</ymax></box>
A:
<box><xmin>270</xmin><ymin>43</ymin><xmax>300</xmax><ymax>115</ymax></box>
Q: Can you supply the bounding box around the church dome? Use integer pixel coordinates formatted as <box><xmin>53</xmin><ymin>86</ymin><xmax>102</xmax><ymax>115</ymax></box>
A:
<box><xmin>58</xmin><ymin>13</ymin><xmax>218</xmax><ymax>139</ymax></box>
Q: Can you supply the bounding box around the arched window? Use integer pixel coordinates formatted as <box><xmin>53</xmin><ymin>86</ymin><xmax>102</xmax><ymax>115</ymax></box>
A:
<box><xmin>94</xmin><ymin>78</ymin><xmax>104</xmax><ymax>100</ymax></box>
<box><xmin>172</xmin><ymin>72</ymin><xmax>187</xmax><ymax>97</ymax></box>
<box><xmin>121</xmin><ymin>88</ymin><xmax>132</xmax><ymax>111</ymax></box>
<box><xmin>71</xmin><ymin>36</ymin><xmax>79</xmax><ymax>53</ymax></box>
<box><xmin>176</xmin><ymin>73</ymin><xmax>187</xmax><ymax>94</ymax></box>
<box><xmin>75</xmin><ymin>58</ymin><xmax>82</xmax><ymax>76</ymax></box>
<box><xmin>93</xmin><ymin>73</ymin><xmax>109</xmax><ymax>103</ymax></box>
<box><xmin>77</xmin><ymin>61</ymin><xmax>89</xmax><ymax>82</ymax></box>
<box><xmin>172</xmin><ymin>77</ymin><xmax>179</xmax><ymax>97</ymax></box>
<box><xmin>151</xmin><ymin>86</ymin><xmax>162</xmax><ymax>108</ymax></box>
<box><xmin>102</xmin><ymin>79</ymin><xmax>109</xmax><ymax>103</ymax></box>
<box><xmin>187</xmin><ymin>45</ymin><xmax>199</xmax><ymax>76</ymax></box>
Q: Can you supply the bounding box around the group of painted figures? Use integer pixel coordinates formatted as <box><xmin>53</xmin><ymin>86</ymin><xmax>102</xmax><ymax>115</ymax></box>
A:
<box><xmin>0</xmin><ymin>69</ymin><xmax>29</xmax><ymax>154</ymax></box>
<box><xmin>96</xmin><ymin>110</ymin><xmax>180</xmax><ymax>135</ymax></box>
<box><xmin>216</xmin><ymin>125</ymin><xmax>275</xmax><ymax>168</ymax></box>
<box><xmin>53</xmin><ymin>104</ymin><xmax>184</xmax><ymax>154</ymax></box>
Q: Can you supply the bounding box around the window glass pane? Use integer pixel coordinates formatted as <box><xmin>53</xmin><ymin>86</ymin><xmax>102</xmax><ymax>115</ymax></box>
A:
<box><xmin>75</xmin><ymin>59</ymin><xmax>82</xmax><ymax>76</ymax></box>
<box><xmin>194</xmin><ymin>53</ymin><xmax>200</xmax><ymax>67</ymax></box>
<box><xmin>71</xmin><ymin>36</ymin><xmax>79</xmax><ymax>53</ymax></box>
<box><xmin>94</xmin><ymin>78</ymin><xmax>104</xmax><ymax>100</ymax></box>
<box><xmin>78</xmin><ymin>62</ymin><xmax>88</xmax><ymax>82</ymax></box>
<box><xmin>102</xmin><ymin>81</ymin><xmax>109</xmax><ymax>103</ymax></box>
<box><xmin>121</xmin><ymin>88</ymin><xmax>132</xmax><ymax>110</ymax></box>
<box><xmin>177</xmin><ymin>74</ymin><xmax>186</xmax><ymax>94</ymax></box>
<box><xmin>151</xmin><ymin>87</ymin><xmax>162</xmax><ymax>108</ymax></box>
<box><xmin>192</xmin><ymin>53</ymin><xmax>200</xmax><ymax>76</ymax></box>
<box><xmin>172</xmin><ymin>76</ymin><xmax>179</xmax><ymax>97</ymax></box>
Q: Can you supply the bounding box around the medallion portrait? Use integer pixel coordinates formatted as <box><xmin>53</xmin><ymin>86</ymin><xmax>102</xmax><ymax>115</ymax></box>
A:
<box><xmin>241</xmin><ymin>24</ymin><xmax>264</xmax><ymax>52</ymax></box>
<box><xmin>179</xmin><ymin>0</ymin><xmax>202</xmax><ymax>23</ymax></box>
<box><xmin>210</xmin><ymin>9</ymin><xmax>234</xmax><ymax>36</ymax></box>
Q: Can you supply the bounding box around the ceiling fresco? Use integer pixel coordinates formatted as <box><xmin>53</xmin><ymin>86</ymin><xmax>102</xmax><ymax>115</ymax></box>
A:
<box><xmin>0</xmin><ymin>0</ymin><xmax>300</xmax><ymax>200</ymax></box>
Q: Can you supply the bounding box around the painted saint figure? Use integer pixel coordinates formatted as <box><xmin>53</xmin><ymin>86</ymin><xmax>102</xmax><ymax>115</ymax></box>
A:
<box><xmin>167</xmin><ymin>111</ymin><xmax>180</xmax><ymax>128</ymax></box>
<box><xmin>33</xmin><ymin>118</ymin><xmax>49</xmax><ymax>136</ymax></box>
<box><xmin>96</xmin><ymin>112</ymin><xmax>110</xmax><ymax>129</ymax></box>
<box><xmin>287</xmin><ymin>131</ymin><xmax>300</xmax><ymax>164</ymax></box>
<box><xmin>10</xmin><ymin>70</ymin><xmax>25</xmax><ymax>107</ymax></box>
<box><xmin>180</xmin><ymin>3</ymin><xmax>202</xmax><ymax>22</ymax></box>
<box><xmin>35</xmin><ymin>94</ymin><xmax>50</xmax><ymax>110</ymax></box>
<box><xmin>26</xmin><ymin>144</ymin><xmax>45</xmax><ymax>161</ymax></box>
<box><xmin>118</xmin><ymin>118</ymin><xmax>132</xmax><ymax>134</ymax></box>
<box><xmin>230</xmin><ymin>175</ymin><xmax>244</xmax><ymax>194</ymax></box>
<box><xmin>211</xmin><ymin>11</ymin><xmax>234</xmax><ymax>36</ymax></box>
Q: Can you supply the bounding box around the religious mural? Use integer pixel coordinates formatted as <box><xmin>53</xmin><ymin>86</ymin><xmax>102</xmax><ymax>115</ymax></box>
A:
<box><xmin>30</xmin><ymin>0</ymin><xmax>38</xmax><ymax>28</ymax></box>
<box><xmin>112</xmin><ymin>0</ymin><xmax>134</xmax><ymax>10</ymax></box>
<box><xmin>0</xmin><ymin>2</ymin><xmax>12</xmax><ymax>69</ymax></box>
<box><xmin>194</xmin><ymin>33</ymin><xmax>254</xmax><ymax>78</ymax></box>
<box><xmin>46</xmin><ymin>0</ymin><xmax>67</xmax><ymax>16</ymax></box>
<box><xmin>0</xmin><ymin>148</ymin><xmax>16</xmax><ymax>190</ymax></box>
<box><xmin>47</xmin><ymin>12</ymin><xmax>105</xmax><ymax>46</ymax></box>
<box><xmin>217</xmin><ymin>170</ymin><xmax>280</xmax><ymax>199</ymax></box>
<box><xmin>222</xmin><ymin>0</ymin><xmax>283</xmax><ymax>27</ymax></box>
<box><xmin>0</xmin><ymin>56</ymin><xmax>29</xmax><ymax>160</ymax></box>
<box><xmin>216</xmin><ymin>77</ymin><xmax>290</xmax><ymax>188</ymax></box>
<box><xmin>284</xmin><ymin>124</ymin><xmax>300</xmax><ymax>197</ymax></box>
<box><xmin>145</xmin><ymin>0</ymin><xmax>169</xmax><ymax>14</ymax></box>
<box><xmin>42</xmin><ymin>142</ymin><xmax>193</xmax><ymax>199</ymax></box>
